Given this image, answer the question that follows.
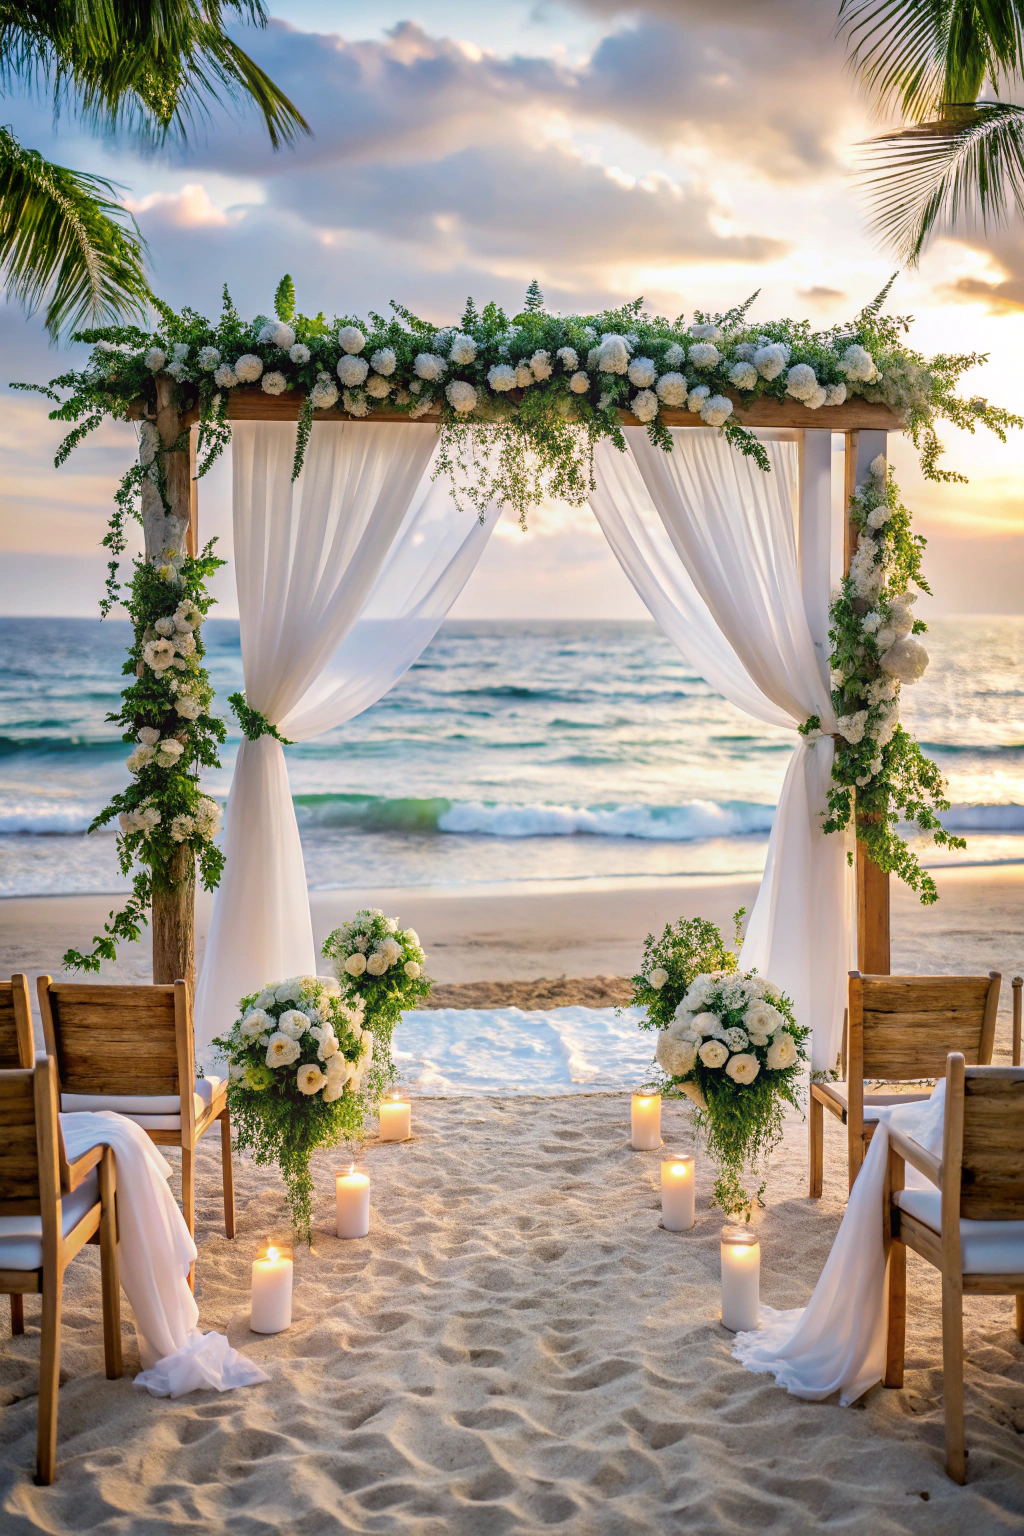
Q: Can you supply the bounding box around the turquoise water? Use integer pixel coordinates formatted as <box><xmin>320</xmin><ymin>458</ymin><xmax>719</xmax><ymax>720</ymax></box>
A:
<box><xmin>0</xmin><ymin>615</ymin><xmax>1021</xmax><ymax>897</ymax></box>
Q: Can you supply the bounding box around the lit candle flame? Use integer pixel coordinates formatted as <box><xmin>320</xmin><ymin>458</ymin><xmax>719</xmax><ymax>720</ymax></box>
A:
<box><xmin>266</xmin><ymin>1244</ymin><xmax>278</xmax><ymax>1263</ymax></box>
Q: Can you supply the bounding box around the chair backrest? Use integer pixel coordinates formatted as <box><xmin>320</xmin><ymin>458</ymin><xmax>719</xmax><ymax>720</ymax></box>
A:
<box><xmin>37</xmin><ymin>979</ymin><xmax>192</xmax><ymax>1101</ymax></box>
<box><xmin>0</xmin><ymin>1058</ymin><xmax>61</xmax><ymax>1221</ymax></box>
<box><xmin>947</xmin><ymin>1061</ymin><xmax>1024</xmax><ymax>1221</ymax></box>
<box><xmin>0</xmin><ymin>974</ymin><xmax>34</xmax><ymax>1069</ymax></box>
<box><xmin>849</xmin><ymin>972</ymin><xmax>1000</xmax><ymax>1081</ymax></box>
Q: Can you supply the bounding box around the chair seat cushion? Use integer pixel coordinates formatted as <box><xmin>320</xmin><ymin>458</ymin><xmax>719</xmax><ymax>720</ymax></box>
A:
<box><xmin>895</xmin><ymin>1188</ymin><xmax>1024</xmax><ymax>1274</ymax></box>
<box><xmin>61</xmin><ymin>1076</ymin><xmax>222</xmax><ymax>1132</ymax></box>
<box><xmin>0</xmin><ymin>1171</ymin><xmax>100</xmax><ymax>1272</ymax></box>
<box><xmin>817</xmin><ymin>1081</ymin><xmax>932</xmax><ymax>1123</ymax></box>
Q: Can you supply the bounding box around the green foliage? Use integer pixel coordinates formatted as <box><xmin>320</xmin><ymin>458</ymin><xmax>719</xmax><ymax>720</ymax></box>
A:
<box><xmin>229</xmin><ymin>691</ymin><xmax>293</xmax><ymax>744</ymax></box>
<box><xmin>213</xmin><ymin>976</ymin><xmax>371</xmax><ymax>1239</ymax></box>
<box><xmin>629</xmin><ymin>912</ymin><xmax>743</xmax><ymax>1032</ymax></box>
<box><xmin>322</xmin><ymin>910</ymin><xmax>429</xmax><ymax>1103</ymax></box>
<box><xmin>274</xmin><ymin>273</ymin><xmax>296</xmax><ymax>321</ymax></box>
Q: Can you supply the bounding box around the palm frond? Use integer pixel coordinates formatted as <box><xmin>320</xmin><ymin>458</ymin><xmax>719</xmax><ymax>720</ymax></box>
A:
<box><xmin>855</xmin><ymin>99</ymin><xmax>1024</xmax><ymax>262</ymax></box>
<box><xmin>0</xmin><ymin>125</ymin><xmax>151</xmax><ymax>336</ymax></box>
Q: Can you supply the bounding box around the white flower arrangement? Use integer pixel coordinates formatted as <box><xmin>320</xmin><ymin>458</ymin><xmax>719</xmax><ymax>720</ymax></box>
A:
<box><xmin>414</xmin><ymin>352</ymin><xmax>446</xmax><ymax>382</ymax></box>
<box><xmin>688</xmin><ymin>341</ymin><xmax>721</xmax><ymax>370</ymax></box>
<box><xmin>338</xmin><ymin>326</ymin><xmax>366</xmax><ymax>354</ymax></box>
<box><xmin>631</xmin><ymin>389</ymin><xmax>659</xmax><ymax>423</ymax></box>
<box><xmin>655</xmin><ymin>372</ymin><xmax>688</xmax><ymax>407</ymax></box>
<box><xmin>700</xmin><ymin>394</ymin><xmax>733</xmax><ymax>427</ymax></box>
<box><xmin>556</xmin><ymin>346</ymin><xmax>579</xmax><ymax>371</ymax></box>
<box><xmin>488</xmin><ymin>363</ymin><xmax>517</xmax><ymax>392</ymax></box>
<box><xmin>448</xmin><ymin>334</ymin><xmax>477</xmax><ymax>366</ymax></box>
<box><xmin>145</xmin><ymin>348</ymin><xmax>166</xmax><ymax>372</ymax></box>
<box><xmin>627</xmin><ymin>357</ymin><xmax>656</xmax><ymax>388</ymax></box>
<box><xmin>446</xmin><ymin>380</ymin><xmax>478</xmax><ymax>414</ymax></box>
<box><xmin>262</xmin><ymin>371</ymin><xmax>287</xmax><ymax>395</ymax></box>
<box><xmin>322</xmin><ymin>909</ymin><xmax>429</xmax><ymax>1099</ymax></box>
<box><xmin>337</xmin><ymin>355</ymin><xmax>369</xmax><ymax>387</ymax></box>
<box><xmin>371</xmin><ymin>347</ymin><xmax>397</xmax><ymax>376</ymax></box>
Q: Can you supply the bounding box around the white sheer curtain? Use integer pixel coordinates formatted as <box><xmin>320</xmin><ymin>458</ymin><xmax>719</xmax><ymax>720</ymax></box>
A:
<box><xmin>590</xmin><ymin>428</ymin><xmax>851</xmax><ymax>1068</ymax></box>
<box><xmin>195</xmin><ymin>421</ymin><xmax>495</xmax><ymax>1055</ymax></box>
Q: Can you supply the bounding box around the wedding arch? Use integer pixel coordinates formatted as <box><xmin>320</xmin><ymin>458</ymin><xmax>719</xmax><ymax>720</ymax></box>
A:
<box><xmin>19</xmin><ymin>280</ymin><xmax>1019</xmax><ymax>1069</ymax></box>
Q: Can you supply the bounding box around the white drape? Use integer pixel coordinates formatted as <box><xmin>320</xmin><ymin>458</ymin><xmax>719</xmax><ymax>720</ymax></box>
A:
<box><xmin>590</xmin><ymin>429</ymin><xmax>850</xmax><ymax>1067</ymax></box>
<box><xmin>195</xmin><ymin>422</ymin><xmax>495</xmax><ymax>1055</ymax></box>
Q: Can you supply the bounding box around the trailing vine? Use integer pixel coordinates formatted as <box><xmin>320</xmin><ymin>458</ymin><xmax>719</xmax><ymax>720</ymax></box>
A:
<box><xmin>62</xmin><ymin>545</ymin><xmax>226</xmax><ymax>972</ymax></box>
<box><xmin>228</xmin><ymin>692</ymin><xmax>294</xmax><ymax>745</ymax></box>
<box><xmin>802</xmin><ymin>460</ymin><xmax>966</xmax><ymax>903</ymax></box>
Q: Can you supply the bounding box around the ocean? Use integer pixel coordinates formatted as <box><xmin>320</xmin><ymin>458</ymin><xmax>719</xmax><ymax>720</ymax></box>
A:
<box><xmin>1</xmin><ymin>615</ymin><xmax>1022</xmax><ymax>900</ymax></box>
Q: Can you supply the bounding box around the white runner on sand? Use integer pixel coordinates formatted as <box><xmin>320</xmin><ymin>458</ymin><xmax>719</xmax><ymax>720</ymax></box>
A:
<box><xmin>732</xmin><ymin>1085</ymin><xmax>946</xmax><ymax>1404</ymax></box>
<box><xmin>61</xmin><ymin>1112</ymin><xmax>268</xmax><ymax>1398</ymax></box>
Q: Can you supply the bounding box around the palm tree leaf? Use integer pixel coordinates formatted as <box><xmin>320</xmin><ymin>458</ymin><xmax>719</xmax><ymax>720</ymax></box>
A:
<box><xmin>0</xmin><ymin>125</ymin><xmax>151</xmax><ymax>336</ymax></box>
<box><xmin>855</xmin><ymin>99</ymin><xmax>1024</xmax><ymax>261</ymax></box>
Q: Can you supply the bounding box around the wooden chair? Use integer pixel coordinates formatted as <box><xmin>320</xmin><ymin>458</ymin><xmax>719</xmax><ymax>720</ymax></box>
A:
<box><xmin>885</xmin><ymin>1054</ymin><xmax>1024</xmax><ymax>1483</ymax></box>
<box><xmin>1014</xmin><ymin>976</ymin><xmax>1022</xmax><ymax>1066</ymax></box>
<box><xmin>1</xmin><ymin>973</ymin><xmax>34</xmax><ymax>1069</ymax></box>
<box><xmin>36</xmin><ymin>979</ymin><xmax>234</xmax><ymax>1259</ymax></box>
<box><xmin>809</xmin><ymin>971</ymin><xmax>1000</xmax><ymax>1198</ymax></box>
<box><xmin>0</xmin><ymin>1057</ymin><xmax>121</xmax><ymax>1484</ymax></box>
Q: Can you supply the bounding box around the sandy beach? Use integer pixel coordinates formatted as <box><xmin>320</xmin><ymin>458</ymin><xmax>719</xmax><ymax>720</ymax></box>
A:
<box><xmin>1</xmin><ymin>866</ymin><xmax>1023</xmax><ymax>1531</ymax></box>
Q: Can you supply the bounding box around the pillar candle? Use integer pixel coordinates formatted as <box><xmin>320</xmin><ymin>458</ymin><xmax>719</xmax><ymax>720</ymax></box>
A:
<box><xmin>631</xmin><ymin>1091</ymin><xmax>661</xmax><ymax>1150</ymax></box>
<box><xmin>661</xmin><ymin>1153</ymin><xmax>695</xmax><ymax>1231</ymax></box>
<box><xmin>720</xmin><ymin>1225</ymin><xmax>760</xmax><ymax>1331</ymax></box>
<box><xmin>379</xmin><ymin>1093</ymin><xmax>411</xmax><ymax>1141</ymax></box>
<box><xmin>251</xmin><ymin>1244</ymin><xmax>292</xmax><ymax>1333</ymax></box>
<box><xmin>336</xmin><ymin>1165</ymin><xmax>371</xmax><ymax>1239</ymax></box>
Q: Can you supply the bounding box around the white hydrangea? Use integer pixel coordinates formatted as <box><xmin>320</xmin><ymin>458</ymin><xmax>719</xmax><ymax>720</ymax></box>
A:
<box><xmin>880</xmin><ymin>635</ymin><xmax>929</xmax><ymax>683</ymax></box>
<box><xmin>733</xmin><ymin>342</ymin><xmax>756</xmax><ymax>361</ymax></box>
<box><xmin>687</xmin><ymin>341</ymin><xmax>721</xmax><ymax>370</ymax></box>
<box><xmin>530</xmin><ymin>350</ymin><xmax>553</xmax><ymax>380</ymax></box>
<box><xmin>145</xmin><ymin>348</ymin><xmax>166</xmax><ymax>372</ymax></box>
<box><xmin>663</xmin><ymin>342</ymin><xmax>686</xmax><ymax>368</ymax></box>
<box><xmin>415</xmin><ymin>352</ymin><xmax>447</xmax><ymax>381</ymax></box>
<box><xmin>568</xmin><ymin>371</ymin><xmax>590</xmax><ymax>394</ymax></box>
<box><xmin>627</xmin><ymin>357</ymin><xmax>656</xmax><ymax>388</ymax></box>
<box><xmin>866</xmin><ymin>676</ymin><xmax>898</xmax><ymax>705</ymax></box>
<box><xmin>656</xmin><ymin>1031</ymin><xmax>697</xmax><ymax>1078</ymax></box>
<box><xmin>289</xmin><ymin>343</ymin><xmax>311</xmax><ymax>365</ymax></box>
<box><xmin>175</xmin><ymin>695</ymin><xmax>202</xmax><ymax>720</ymax></box>
<box><xmin>836</xmin><ymin>710</ymin><xmax>869</xmax><ymax>744</ymax></box>
<box><xmin>342</xmin><ymin>388</ymin><xmax>369</xmax><ymax>418</ymax></box>
<box><xmin>408</xmin><ymin>394</ymin><xmax>435</xmax><ymax>418</ymax></box>
<box><xmin>729</xmin><ymin>361</ymin><xmax>758</xmax><ymax>390</ymax></box>
<box><xmin>337</xmin><ymin>355</ymin><xmax>369</xmax><ymax>387</ymax></box>
<box><xmin>371</xmin><ymin>348</ymin><xmax>397</xmax><ymax>376</ymax></box>
<box><xmin>448</xmin><ymin>333</ymin><xmax>477</xmax><ymax>366</ymax></box>
<box><xmin>596</xmin><ymin>334</ymin><xmax>631</xmax><ymax>373</ymax></box>
<box><xmin>862</xmin><ymin>611</ymin><xmax>883</xmax><ymax>634</ymax></box>
<box><xmin>213</xmin><ymin>363</ymin><xmax>237</xmax><ymax>389</ymax></box>
<box><xmin>338</xmin><ymin>326</ymin><xmax>366</xmax><ymax>354</ymax></box>
<box><xmin>841</xmin><ymin>343</ymin><xmax>877</xmax><ymax>382</ymax></box>
<box><xmin>888</xmin><ymin>596</ymin><xmax>916</xmax><ymax>638</ymax></box>
<box><xmin>866</xmin><ymin>501</ymin><xmax>894</xmax><ymax>530</ymax></box>
<box><xmin>870</xmin><ymin>453</ymin><xmax>887</xmax><ymax>479</ymax></box>
<box><xmin>197</xmin><ymin>346</ymin><xmax>220</xmax><ymax>371</ymax></box>
<box><xmin>137</xmin><ymin>726</ymin><xmax>161</xmax><ymax>747</ymax></box>
<box><xmin>262</xmin><ymin>371</ymin><xmax>287</xmax><ymax>395</ymax></box>
<box><xmin>365</xmin><ymin>374</ymin><xmax>392</xmax><ymax>399</ymax></box>
<box><xmin>234</xmin><ymin>354</ymin><xmax>263</xmax><ymax>383</ymax></box>
<box><xmin>310</xmin><ymin>373</ymin><xmax>339</xmax><ymax>410</ymax></box>
<box><xmin>515</xmin><ymin>363</ymin><xmax>534</xmax><ymax>388</ymax></box>
<box><xmin>785</xmin><ymin>363</ymin><xmax>819</xmax><ymax>401</ymax></box>
<box><xmin>805</xmin><ymin>385</ymin><xmax>828</xmax><ymax>410</ymax></box>
<box><xmin>753</xmin><ymin>343</ymin><xmax>788</xmax><ymax>380</ymax></box>
<box><xmin>259</xmin><ymin>321</ymin><xmax>295</xmax><ymax>351</ymax></box>
<box><xmin>446</xmin><ymin>379</ymin><xmax>478</xmax><ymax>414</ymax></box>
<box><xmin>649</xmin><ymin>968</ymin><xmax>669</xmax><ymax>989</ymax></box>
<box><xmin>700</xmin><ymin>394</ymin><xmax>733</xmax><ymax>427</ymax></box>
<box><xmin>556</xmin><ymin>346</ymin><xmax>579</xmax><ymax>370</ymax></box>
<box><xmin>630</xmin><ymin>389</ymin><xmax>658</xmax><ymax>423</ymax></box>
<box><xmin>488</xmin><ymin>363</ymin><xmax>517</xmax><ymax>392</ymax></box>
<box><xmin>655</xmin><ymin>372</ymin><xmax>688</xmax><ymax>407</ymax></box>
<box><xmin>690</xmin><ymin>323</ymin><xmax>723</xmax><ymax>341</ymax></box>
<box><xmin>825</xmin><ymin>382</ymin><xmax>847</xmax><ymax>406</ymax></box>
<box><xmin>687</xmin><ymin>384</ymin><xmax>710</xmax><ymax>413</ymax></box>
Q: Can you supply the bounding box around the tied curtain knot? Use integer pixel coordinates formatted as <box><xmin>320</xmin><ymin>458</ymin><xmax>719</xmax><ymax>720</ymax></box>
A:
<box><xmin>228</xmin><ymin>691</ymin><xmax>293</xmax><ymax>745</ymax></box>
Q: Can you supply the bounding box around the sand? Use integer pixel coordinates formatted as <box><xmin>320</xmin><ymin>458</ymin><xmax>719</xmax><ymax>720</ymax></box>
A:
<box><xmin>1</xmin><ymin>866</ymin><xmax>1023</xmax><ymax>1530</ymax></box>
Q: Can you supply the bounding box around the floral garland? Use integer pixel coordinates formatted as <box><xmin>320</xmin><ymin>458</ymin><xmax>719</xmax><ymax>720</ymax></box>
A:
<box><xmin>214</xmin><ymin>973</ymin><xmax>372</xmax><ymax>1239</ymax></box>
<box><xmin>62</xmin><ymin>546</ymin><xmax>226</xmax><ymax>972</ymax></box>
<box><xmin>801</xmin><ymin>458</ymin><xmax>965</xmax><ymax>902</ymax></box>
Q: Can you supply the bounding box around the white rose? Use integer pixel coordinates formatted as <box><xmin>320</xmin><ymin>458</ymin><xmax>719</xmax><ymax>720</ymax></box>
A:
<box><xmin>337</xmin><ymin>355</ymin><xmax>369</xmax><ymax>387</ymax></box>
<box><xmin>266</xmin><ymin>1033</ymin><xmax>300</xmax><ymax>1067</ymax></box>
<box><xmin>691</xmin><ymin>1012</ymin><xmax>722</xmax><ymax>1039</ymax></box>
<box><xmin>404</xmin><ymin>961</ymin><xmax>421</xmax><ymax>979</ymax></box>
<box><xmin>698</xmin><ymin>1039</ymin><xmax>730</xmax><ymax>1069</ymax></box>
<box><xmin>744</xmin><ymin>1001</ymin><xmax>785</xmax><ymax>1037</ymax></box>
<box><xmin>766</xmin><ymin>1032</ymin><xmax>799</xmax><ymax>1071</ymax></box>
<box><xmin>748</xmin><ymin>1031</ymin><xmax>770</xmax><ymax>1047</ymax></box>
<box><xmin>240</xmin><ymin>1009</ymin><xmax>273</xmax><ymax>1039</ymax></box>
<box><xmin>234</xmin><ymin>354</ymin><xmax>264</xmax><ymax>383</ymax></box>
<box><xmin>317</xmin><ymin>1030</ymin><xmax>339</xmax><ymax>1061</ymax></box>
<box><xmin>649</xmin><ymin>968</ymin><xmax>669</xmax><ymax>990</ymax></box>
<box><xmin>254</xmin><ymin>989</ymin><xmax>276</xmax><ymax>1010</ymax></box>
<box><xmin>404</xmin><ymin>929</ymin><xmax>420</xmax><ymax>947</ymax></box>
<box><xmin>344</xmin><ymin>952</ymin><xmax>367</xmax><ymax>976</ymax></box>
<box><xmin>725</xmin><ymin>1052</ymin><xmax>761</xmax><ymax>1084</ymax></box>
<box><xmin>296</xmin><ymin>1063</ymin><xmax>326</xmax><ymax>1096</ymax></box>
<box><xmin>338</xmin><ymin>326</ymin><xmax>366</xmax><ymax>354</ymax></box>
<box><xmin>366</xmin><ymin>953</ymin><xmax>388</xmax><ymax>976</ymax></box>
<box><xmin>276</xmin><ymin>1009</ymin><xmax>308</xmax><ymax>1040</ymax></box>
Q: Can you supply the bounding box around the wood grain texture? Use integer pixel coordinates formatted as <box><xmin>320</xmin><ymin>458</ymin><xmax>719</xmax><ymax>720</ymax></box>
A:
<box><xmin>859</xmin><ymin>974</ymin><xmax>997</xmax><ymax>1079</ymax></box>
<box><xmin>959</xmin><ymin>1072</ymin><xmax>1024</xmax><ymax>1219</ymax></box>
<box><xmin>0</xmin><ymin>975</ymin><xmax>34</xmax><ymax>1069</ymax></box>
<box><xmin>129</xmin><ymin>387</ymin><xmax>904</xmax><ymax>431</ymax></box>
<box><xmin>0</xmin><ymin>1070</ymin><xmax>41</xmax><ymax>1210</ymax></box>
<box><xmin>44</xmin><ymin>982</ymin><xmax>181</xmax><ymax>1095</ymax></box>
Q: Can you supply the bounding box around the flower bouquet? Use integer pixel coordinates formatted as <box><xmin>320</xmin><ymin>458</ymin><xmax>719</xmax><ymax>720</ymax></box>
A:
<box><xmin>322</xmin><ymin>909</ymin><xmax>429</xmax><ymax>1100</ymax></box>
<box><xmin>214</xmin><ymin>974</ymin><xmax>373</xmax><ymax>1239</ymax></box>
<box><xmin>654</xmin><ymin>971</ymin><xmax>808</xmax><ymax>1219</ymax></box>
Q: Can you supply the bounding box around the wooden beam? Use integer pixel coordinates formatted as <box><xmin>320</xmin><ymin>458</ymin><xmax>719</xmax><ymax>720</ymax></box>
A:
<box><xmin>131</xmin><ymin>389</ymin><xmax>904</xmax><ymax>432</ymax></box>
<box><xmin>845</xmin><ymin>428</ymin><xmax>891</xmax><ymax>976</ymax></box>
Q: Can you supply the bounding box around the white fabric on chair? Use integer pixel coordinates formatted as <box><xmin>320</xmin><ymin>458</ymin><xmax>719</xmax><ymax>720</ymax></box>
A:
<box><xmin>732</xmin><ymin>1086</ymin><xmax>947</xmax><ymax>1404</ymax></box>
<box><xmin>61</xmin><ymin>1075</ymin><xmax>222</xmax><ymax>1130</ymax></box>
<box><xmin>194</xmin><ymin>422</ymin><xmax>496</xmax><ymax>1056</ymax></box>
<box><xmin>893</xmin><ymin>1189</ymin><xmax>1024</xmax><ymax>1274</ymax></box>
<box><xmin>0</xmin><ymin>1170</ymin><xmax>99</xmax><ymax>1270</ymax></box>
<box><xmin>59</xmin><ymin>1112</ymin><xmax>267</xmax><ymax>1395</ymax></box>
<box><xmin>590</xmin><ymin>429</ymin><xmax>851</xmax><ymax>1066</ymax></box>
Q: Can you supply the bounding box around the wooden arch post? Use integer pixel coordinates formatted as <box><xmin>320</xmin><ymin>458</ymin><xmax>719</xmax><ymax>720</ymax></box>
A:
<box><xmin>142</xmin><ymin>387</ymin><xmax>898</xmax><ymax>990</ymax></box>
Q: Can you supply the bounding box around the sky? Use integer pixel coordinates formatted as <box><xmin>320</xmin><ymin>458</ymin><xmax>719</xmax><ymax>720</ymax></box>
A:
<box><xmin>1</xmin><ymin>0</ymin><xmax>1023</xmax><ymax>620</ymax></box>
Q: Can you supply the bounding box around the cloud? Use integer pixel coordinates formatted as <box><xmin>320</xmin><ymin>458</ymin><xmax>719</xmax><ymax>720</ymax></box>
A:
<box><xmin>125</xmin><ymin>183</ymin><xmax>233</xmax><ymax>229</ymax></box>
<box><xmin>797</xmin><ymin>284</ymin><xmax>848</xmax><ymax>301</ymax></box>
